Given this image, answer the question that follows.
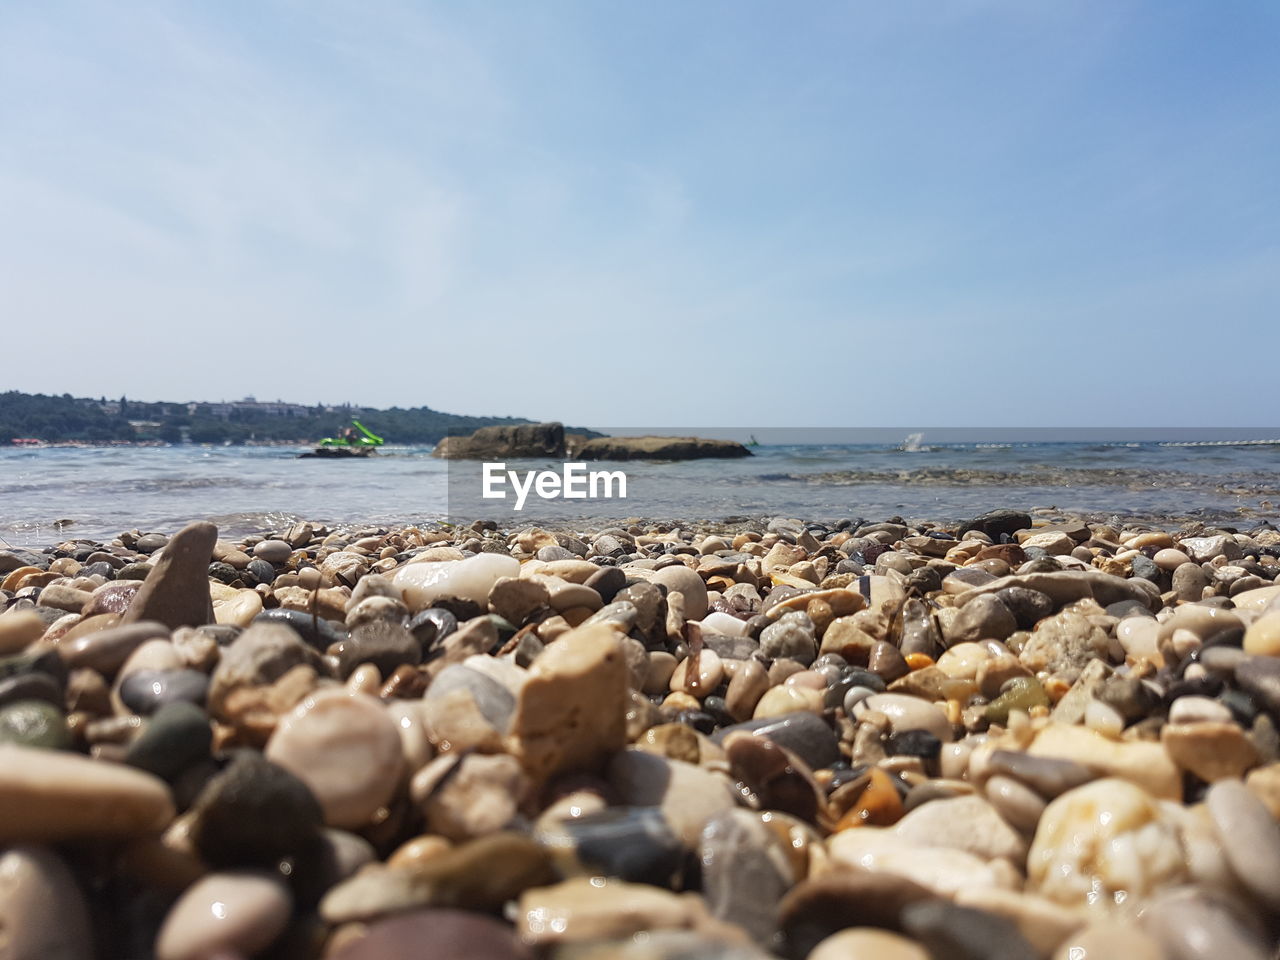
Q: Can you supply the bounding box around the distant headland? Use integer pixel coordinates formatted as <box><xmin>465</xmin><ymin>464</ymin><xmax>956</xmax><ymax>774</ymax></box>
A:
<box><xmin>0</xmin><ymin>390</ymin><xmax>593</xmax><ymax>446</ymax></box>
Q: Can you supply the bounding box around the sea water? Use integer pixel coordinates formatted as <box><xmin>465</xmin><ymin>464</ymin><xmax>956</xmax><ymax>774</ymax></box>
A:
<box><xmin>1</xmin><ymin>440</ymin><xmax>1277</xmax><ymax>546</ymax></box>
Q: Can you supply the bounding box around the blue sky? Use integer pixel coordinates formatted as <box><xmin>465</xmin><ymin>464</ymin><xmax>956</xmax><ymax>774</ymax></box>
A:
<box><xmin>2</xmin><ymin>1</ymin><xmax>1277</xmax><ymax>427</ymax></box>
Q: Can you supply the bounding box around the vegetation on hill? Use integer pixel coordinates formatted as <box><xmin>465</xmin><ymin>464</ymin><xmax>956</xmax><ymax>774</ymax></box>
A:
<box><xmin>0</xmin><ymin>391</ymin><xmax>578</xmax><ymax>445</ymax></box>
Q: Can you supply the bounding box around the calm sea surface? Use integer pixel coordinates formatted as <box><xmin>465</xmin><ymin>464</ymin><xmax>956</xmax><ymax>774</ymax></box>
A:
<box><xmin>1</xmin><ymin>440</ymin><xmax>1278</xmax><ymax>546</ymax></box>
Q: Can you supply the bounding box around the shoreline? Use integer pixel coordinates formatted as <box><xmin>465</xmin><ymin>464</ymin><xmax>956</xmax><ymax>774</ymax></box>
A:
<box><xmin>1</xmin><ymin>512</ymin><xmax>1279</xmax><ymax>955</ymax></box>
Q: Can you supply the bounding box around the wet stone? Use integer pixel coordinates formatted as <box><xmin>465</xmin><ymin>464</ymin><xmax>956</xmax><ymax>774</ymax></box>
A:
<box><xmin>119</xmin><ymin>668</ymin><xmax>209</xmax><ymax>715</ymax></box>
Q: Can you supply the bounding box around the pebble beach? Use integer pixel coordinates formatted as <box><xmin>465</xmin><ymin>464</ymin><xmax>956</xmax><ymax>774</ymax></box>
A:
<box><xmin>3</xmin><ymin>509</ymin><xmax>1280</xmax><ymax>959</ymax></box>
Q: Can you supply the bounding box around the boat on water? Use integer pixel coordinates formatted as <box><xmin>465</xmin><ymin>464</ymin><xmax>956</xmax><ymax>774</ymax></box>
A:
<box><xmin>299</xmin><ymin>419</ymin><xmax>385</xmax><ymax>458</ymax></box>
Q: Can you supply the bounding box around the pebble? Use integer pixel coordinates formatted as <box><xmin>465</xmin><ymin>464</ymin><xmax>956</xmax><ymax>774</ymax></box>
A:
<box><xmin>516</xmin><ymin>876</ymin><xmax>706</xmax><ymax>944</ymax></box>
<box><xmin>901</xmin><ymin>898</ymin><xmax>1039</xmax><ymax>960</ymax></box>
<box><xmin>187</xmin><ymin>749</ymin><xmax>326</xmax><ymax>870</ymax></box>
<box><xmin>506</xmin><ymin>623</ymin><xmax>627</xmax><ymax>782</ymax></box>
<box><xmin>329</xmin><ymin>909</ymin><xmax>533</xmax><ymax>960</ymax></box>
<box><xmin>155</xmin><ymin>870</ymin><xmax>292</xmax><ymax>960</ymax></box>
<box><xmin>120</xmin><ymin>520</ymin><xmax>218</xmax><ymax>629</ymax></box>
<box><xmin>1161</xmin><ymin>719</ymin><xmax>1258</xmax><ymax>782</ymax></box>
<box><xmin>0</xmin><ymin>698</ymin><xmax>71</xmax><ymax>749</ymax></box>
<box><xmin>608</xmin><ymin>749</ymin><xmax>738</xmax><ymax>846</ymax></box>
<box><xmin>778</xmin><ymin>870</ymin><xmax>934</xmax><ymax>957</ymax></box>
<box><xmin>1142</xmin><ymin>887</ymin><xmax>1270</xmax><ymax>960</ymax></box>
<box><xmin>118</xmin><ymin>668</ymin><xmax>210</xmax><ymax>714</ymax></box>
<box><xmin>123</xmin><ymin>700</ymin><xmax>213</xmax><ymax>781</ymax></box>
<box><xmin>893</xmin><ymin>793</ymin><xmax>1028</xmax><ymax>862</ymax></box>
<box><xmin>394</xmin><ymin>553</ymin><xmax>520</xmax><ymax>611</ymax></box>
<box><xmin>1205</xmin><ymin>779</ymin><xmax>1280</xmax><ymax>911</ymax></box>
<box><xmin>856</xmin><ymin>693</ymin><xmax>953</xmax><ymax>742</ymax></box>
<box><xmin>807</xmin><ymin>928</ymin><xmax>929</xmax><ymax>960</ymax></box>
<box><xmin>1027</xmin><ymin>777</ymin><xmax>1187</xmax><ymax>910</ymax></box>
<box><xmin>0</xmin><ymin>743</ymin><xmax>174</xmax><ymax>842</ymax></box>
<box><xmin>984</xmin><ymin>774</ymin><xmax>1047</xmax><ymax>832</ymax></box>
<box><xmin>540</xmin><ymin>805</ymin><xmax>683</xmax><ymax>887</ymax></box>
<box><xmin>651</xmin><ymin>563</ymin><xmax>709</xmax><ymax>620</ymax></box>
<box><xmin>413</xmin><ymin>752</ymin><xmax>529</xmax><ymax>842</ymax></box>
<box><xmin>0</xmin><ymin>845</ymin><xmax>94</xmax><ymax>959</ymax></box>
<box><xmin>266</xmin><ymin>689</ymin><xmax>404</xmax><ymax>829</ymax></box>
<box><xmin>1243</xmin><ymin>611</ymin><xmax>1280</xmax><ymax>657</ymax></box>
<box><xmin>1053</xmin><ymin>921</ymin><xmax>1165</xmax><ymax>960</ymax></box>
<box><xmin>5</xmin><ymin>513</ymin><xmax>1280</xmax><ymax>957</ymax></box>
<box><xmin>698</xmin><ymin>808</ymin><xmax>793</xmax><ymax>942</ymax></box>
<box><xmin>58</xmin><ymin>619</ymin><xmax>170</xmax><ymax>675</ymax></box>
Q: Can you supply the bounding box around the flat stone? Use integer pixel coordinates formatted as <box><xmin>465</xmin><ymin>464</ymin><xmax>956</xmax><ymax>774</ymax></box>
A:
<box><xmin>1020</xmin><ymin>724</ymin><xmax>1181</xmax><ymax>800</ymax></box>
<box><xmin>253</xmin><ymin>607</ymin><xmax>348</xmax><ymax>649</ymax></box>
<box><xmin>253</xmin><ymin>539</ymin><xmax>293</xmax><ymax>564</ymax></box>
<box><xmin>0</xmin><ymin>744</ymin><xmax>174</xmax><ymax>843</ymax></box>
<box><xmin>957</xmin><ymin>569</ymin><xmax>1159</xmax><ymax>613</ymax></box>
<box><xmin>120</xmin><ymin>521</ymin><xmax>218</xmax><ymax>630</ymax></box>
<box><xmin>506</xmin><ymin>623</ymin><xmax>627</xmax><ymax>783</ymax></box>
<box><xmin>0</xmin><ymin>846</ymin><xmax>93</xmax><ymax>960</ymax></box>
<box><xmin>155</xmin><ymin>871</ymin><xmax>292</xmax><ymax>960</ymax></box>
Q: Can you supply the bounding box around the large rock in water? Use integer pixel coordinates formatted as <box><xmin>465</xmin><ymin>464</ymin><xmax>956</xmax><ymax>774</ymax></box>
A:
<box><xmin>569</xmin><ymin>435</ymin><xmax>752</xmax><ymax>460</ymax></box>
<box><xmin>120</xmin><ymin>521</ymin><xmax>217</xmax><ymax>630</ymax></box>
<box><xmin>432</xmin><ymin>423</ymin><xmax>565</xmax><ymax>459</ymax></box>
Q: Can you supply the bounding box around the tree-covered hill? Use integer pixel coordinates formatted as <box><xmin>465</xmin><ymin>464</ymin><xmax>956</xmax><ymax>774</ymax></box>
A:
<box><xmin>0</xmin><ymin>391</ymin><xmax>583</xmax><ymax>445</ymax></box>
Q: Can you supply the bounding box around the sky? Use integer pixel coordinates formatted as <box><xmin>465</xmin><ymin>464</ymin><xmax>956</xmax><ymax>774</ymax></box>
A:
<box><xmin>2</xmin><ymin>1</ymin><xmax>1277</xmax><ymax>428</ymax></box>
